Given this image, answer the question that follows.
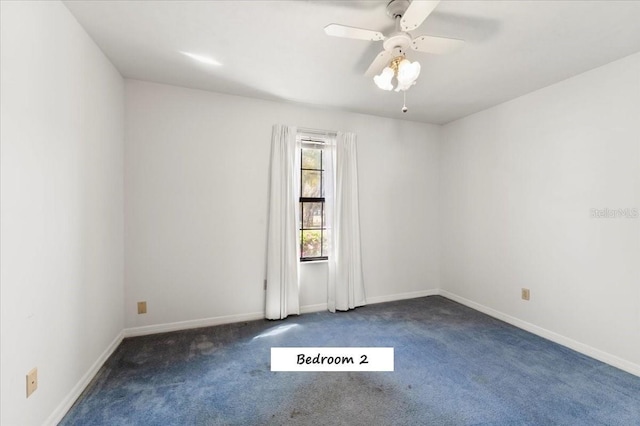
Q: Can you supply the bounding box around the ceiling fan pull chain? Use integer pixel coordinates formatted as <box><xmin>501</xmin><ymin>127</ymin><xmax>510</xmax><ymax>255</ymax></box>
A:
<box><xmin>402</xmin><ymin>91</ymin><xmax>408</xmax><ymax>113</ymax></box>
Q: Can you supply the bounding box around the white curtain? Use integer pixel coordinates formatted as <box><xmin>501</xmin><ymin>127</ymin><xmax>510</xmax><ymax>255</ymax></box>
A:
<box><xmin>265</xmin><ymin>125</ymin><xmax>301</xmax><ymax>320</ymax></box>
<box><xmin>325</xmin><ymin>132</ymin><xmax>366</xmax><ymax>312</ymax></box>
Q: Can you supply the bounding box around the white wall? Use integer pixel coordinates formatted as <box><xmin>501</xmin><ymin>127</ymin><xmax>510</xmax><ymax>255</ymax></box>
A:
<box><xmin>125</xmin><ymin>79</ymin><xmax>440</xmax><ymax>328</ymax></box>
<box><xmin>0</xmin><ymin>2</ymin><xmax>125</xmax><ymax>425</ymax></box>
<box><xmin>440</xmin><ymin>52</ymin><xmax>640</xmax><ymax>370</ymax></box>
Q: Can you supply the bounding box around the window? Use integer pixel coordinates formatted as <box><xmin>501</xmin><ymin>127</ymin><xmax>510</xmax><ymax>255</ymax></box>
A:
<box><xmin>299</xmin><ymin>137</ymin><xmax>328</xmax><ymax>261</ymax></box>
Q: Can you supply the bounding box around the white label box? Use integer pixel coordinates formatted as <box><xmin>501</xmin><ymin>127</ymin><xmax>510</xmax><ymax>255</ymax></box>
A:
<box><xmin>271</xmin><ymin>347</ymin><xmax>394</xmax><ymax>372</ymax></box>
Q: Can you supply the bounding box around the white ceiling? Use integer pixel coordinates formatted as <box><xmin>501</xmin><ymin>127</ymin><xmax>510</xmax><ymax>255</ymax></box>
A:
<box><xmin>63</xmin><ymin>0</ymin><xmax>640</xmax><ymax>124</ymax></box>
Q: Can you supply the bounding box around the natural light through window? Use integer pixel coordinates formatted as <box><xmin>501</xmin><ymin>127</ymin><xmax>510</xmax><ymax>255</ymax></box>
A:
<box><xmin>299</xmin><ymin>138</ymin><xmax>327</xmax><ymax>261</ymax></box>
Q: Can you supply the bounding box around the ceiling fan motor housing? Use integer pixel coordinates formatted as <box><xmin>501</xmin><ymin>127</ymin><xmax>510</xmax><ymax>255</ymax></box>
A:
<box><xmin>385</xmin><ymin>0</ymin><xmax>412</xmax><ymax>51</ymax></box>
<box><xmin>383</xmin><ymin>32</ymin><xmax>412</xmax><ymax>52</ymax></box>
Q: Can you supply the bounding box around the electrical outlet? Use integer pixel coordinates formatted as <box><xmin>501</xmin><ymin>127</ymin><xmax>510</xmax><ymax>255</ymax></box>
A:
<box><xmin>26</xmin><ymin>368</ymin><xmax>37</xmax><ymax>398</ymax></box>
<box><xmin>137</xmin><ymin>301</ymin><xmax>147</xmax><ymax>314</ymax></box>
<box><xmin>521</xmin><ymin>288</ymin><xmax>530</xmax><ymax>301</ymax></box>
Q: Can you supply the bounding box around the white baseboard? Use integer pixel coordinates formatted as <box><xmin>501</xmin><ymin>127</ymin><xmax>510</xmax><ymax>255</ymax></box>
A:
<box><xmin>439</xmin><ymin>290</ymin><xmax>640</xmax><ymax>378</ymax></box>
<box><xmin>44</xmin><ymin>330</ymin><xmax>124</xmax><ymax>426</ymax></box>
<box><xmin>122</xmin><ymin>290</ymin><xmax>441</xmax><ymax>338</ymax></box>
<box><xmin>300</xmin><ymin>303</ymin><xmax>328</xmax><ymax>314</ymax></box>
<box><xmin>123</xmin><ymin>311</ymin><xmax>265</xmax><ymax>338</ymax></box>
<box><xmin>367</xmin><ymin>288</ymin><xmax>439</xmax><ymax>305</ymax></box>
<box><xmin>122</xmin><ymin>289</ymin><xmax>441</xmax><ymax>337</ymax></box>
<box><xmin>300</xmin><ymin>290</ymin><xmax>439</xmax><ymax>314</ymax></box>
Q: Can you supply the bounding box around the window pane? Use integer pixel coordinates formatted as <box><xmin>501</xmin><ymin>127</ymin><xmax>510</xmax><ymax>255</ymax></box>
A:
<box><xmin>301</xmin><ymin>230</ymin><xmax>322</xmax><ymax>258</ymax></box>
<box><xmin>302</xmin><ymin>202</ymin><xmax>323</xmax><ymax>229</ymax></box>
<box><xmin>302</xmin><ymin>170</ymin><xmax>322</xmax><ymax>197</ymax></box>
<box><xmin>302</xmin><ymin>148</ymin><xmax>321</xmax><ymax>170</ymax></box>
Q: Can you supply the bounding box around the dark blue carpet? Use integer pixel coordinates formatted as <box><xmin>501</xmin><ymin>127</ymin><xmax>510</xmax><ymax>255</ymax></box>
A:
<box><xmin>60</xmin><ymin>296</ymin><xmax>640</xmax><ymax>425</ymax></box>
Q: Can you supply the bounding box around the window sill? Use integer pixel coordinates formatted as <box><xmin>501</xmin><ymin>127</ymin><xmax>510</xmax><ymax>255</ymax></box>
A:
<box><xmin>300</xmin><ymin>259</ymin><xmax>328</xmax><ymax>264</ymax></box>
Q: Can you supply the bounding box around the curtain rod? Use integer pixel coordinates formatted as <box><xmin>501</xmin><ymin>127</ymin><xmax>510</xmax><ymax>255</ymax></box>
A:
<box><xmin>297</xmin><ymin>126</ymin><xmax>338</xmax><ymax>137</ymax></box>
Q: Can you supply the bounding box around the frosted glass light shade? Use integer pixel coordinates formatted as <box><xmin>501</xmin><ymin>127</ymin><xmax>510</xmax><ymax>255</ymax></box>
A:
<box><xmin>374</xmin><ymin>67</ymin><xmax>394</xmax><ymax>91</ymax></box>
<box><xmin>395</xmin><ymin>59</ymin><xmax>421</xmax><ymax>92</ymax></box>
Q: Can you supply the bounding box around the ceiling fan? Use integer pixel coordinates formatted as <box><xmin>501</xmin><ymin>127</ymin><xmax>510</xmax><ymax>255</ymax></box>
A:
<box><xmin>324</xmin><ymin>0</ymin><xmax>463</xmax><ymax>97</ymax></box>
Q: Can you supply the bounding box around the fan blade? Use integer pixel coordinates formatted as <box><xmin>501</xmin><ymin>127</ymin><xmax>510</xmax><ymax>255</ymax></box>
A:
<box><xmin>400</xmin><ymin>0</ymin><xmax>440</xmax><ymax>32</ymax></box>
<box><xmin>365</xmin><ymin>50</ymin><xmax>394</xmax><ymax>77</ymax></box>
<box><xmin>411</xmin><ymin>35</ymin><xmax>464</xmax><ymax>54</ymax></box>
<box><xmin>324</xmin><ymin>24</ymin><xmax>385</xmax><ymax>41</ymax></box>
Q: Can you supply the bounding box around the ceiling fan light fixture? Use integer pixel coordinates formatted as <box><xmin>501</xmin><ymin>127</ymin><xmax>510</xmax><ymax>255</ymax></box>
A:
<box><xmin>324</xmin><ymin>0</ymin><xmax>463</xmax><ymax>104</ymax></box>
<box><xmin>373</xmin><ymin>56</ymin><xmax>421</xmax><ymax>92</ymax></box>
<box><xmin>395</xmin><ymin>59</ymin><xmax>421</xmax><ymax>91</ymax></box>
<box><xmin>374</xmin><ymin>67</ymin><xmax>395</xmax><ymax>91</ymax></box>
